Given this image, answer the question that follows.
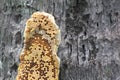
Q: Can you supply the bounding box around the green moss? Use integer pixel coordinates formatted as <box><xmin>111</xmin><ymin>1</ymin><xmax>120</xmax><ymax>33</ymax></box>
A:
<box><xmin>104</xmin><ymin>67</ymin><xmax>113</xmax><ymax>77</ymax></box>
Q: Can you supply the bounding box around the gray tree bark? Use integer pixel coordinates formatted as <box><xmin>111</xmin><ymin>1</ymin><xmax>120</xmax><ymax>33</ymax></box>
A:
<box><xmin>0</xmin><ymin>0</ymin><xmax>120</xmax><ymax>80</ymax></box>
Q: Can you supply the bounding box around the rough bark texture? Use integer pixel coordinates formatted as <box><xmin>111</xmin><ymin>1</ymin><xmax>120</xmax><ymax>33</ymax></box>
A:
<box><xmin>0</xmin><ymin>0</ymin><xmax>120</xmax><ymax>80</ymax></box>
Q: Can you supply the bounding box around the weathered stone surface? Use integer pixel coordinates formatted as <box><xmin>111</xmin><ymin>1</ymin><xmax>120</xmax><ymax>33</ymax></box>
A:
<box><xmin>0</xmin><ymin>0</ymin><xmax>120</xmax><ymax>80</ymax></box>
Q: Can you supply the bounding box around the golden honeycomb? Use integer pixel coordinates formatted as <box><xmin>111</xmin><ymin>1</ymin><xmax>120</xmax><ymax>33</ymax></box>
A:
<box><xmin>16</xmin><ymin>12</ymin><xmax>61</xmax><ymax>80</ymax></box>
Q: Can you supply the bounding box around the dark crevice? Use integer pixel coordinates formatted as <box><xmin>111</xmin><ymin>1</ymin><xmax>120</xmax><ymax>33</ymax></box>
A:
<box><xmin>88</xmin><ymin>36</ymin><xmax>99</xmax><ymax>61</ymax></box>
<box><xmin>81</xmin><ymin>44</ymin><xmax>86</xmax><ymax>61</ymax></box>
<box><xmin>14</xmin><ymin>14</ymin><xmax>22</xmax><ymax>23</ymax></box>
<box><xmin>82</xmin><ymin>56</ymin><xmax>86</xmax><ymax>61</ymax></box>
<box><xmin>62</xmin><ymin>62</ymin><xmax>68</xmax><ymax>69</ymax></box>
<box><xmin>97</xmin><ymin>22</ymin><xmax>99</xmax><ymax>26</ymax></box>
<box><xmin>82</xmin><ymin>44</ymin><xmax>86</xmax><ymax>55</ymax></box>
<box><xmin>66</xmin><ymin>42</ymin><xmax>72</xmax><ymax>58</ymax></box>
<box><xmin>82</xmin><ymin>14</ymin><xmax>90</xmax><ymax>21</ymax></box>
<box><xmin>108</xmin><ymin>13</ymin><xmax>113</xmax><ymax>24</ymax></box>
<box><xmin>84</xmin><ymin>30</ymin><xmax>87</xmax><ymax>36</ymax></box>
<box><xmin>15</xmin><ymin>31</ymin><xmax>21</xmax><ymax>44</ymax></box>
<box><xmin>10</xmin><ymin>63</ymin><xmax>18</xmax><ymax>72</ymax></box>
<box><xmin>26</xmin><ymin>5</ymin><xmax>39</xmax><ymax>11</ymax></box>
<box><xmin>53</xmin><ymin>2</ymin><xmax>55</xmax><ymax>16</ymax></box>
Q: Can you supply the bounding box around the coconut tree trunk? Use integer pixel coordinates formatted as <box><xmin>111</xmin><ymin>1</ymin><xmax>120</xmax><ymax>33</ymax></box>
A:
<box><xmin>0</xmin><ymin>0</ymin><xmax>120</xmax><ymax>80</ymax></box>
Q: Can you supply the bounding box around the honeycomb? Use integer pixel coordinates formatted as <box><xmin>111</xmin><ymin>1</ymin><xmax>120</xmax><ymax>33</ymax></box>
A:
<box><xmin>16</xmin><ymin>12</ymin><xmax>61</xmax><ymax>80</ymax></box>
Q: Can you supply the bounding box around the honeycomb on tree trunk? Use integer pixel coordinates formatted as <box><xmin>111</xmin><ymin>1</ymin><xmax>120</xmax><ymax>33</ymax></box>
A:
<box><xmin>16</xmin><ymin>12</ymin><xmax>61</xmax><ymax>80</ymax></box>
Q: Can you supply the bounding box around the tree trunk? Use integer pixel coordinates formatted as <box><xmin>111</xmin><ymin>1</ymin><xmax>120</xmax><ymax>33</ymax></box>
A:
<box><xmin>0</xmin><ymin>0</ymin><xmax>120</xmax><ymax>80</ymax></box>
